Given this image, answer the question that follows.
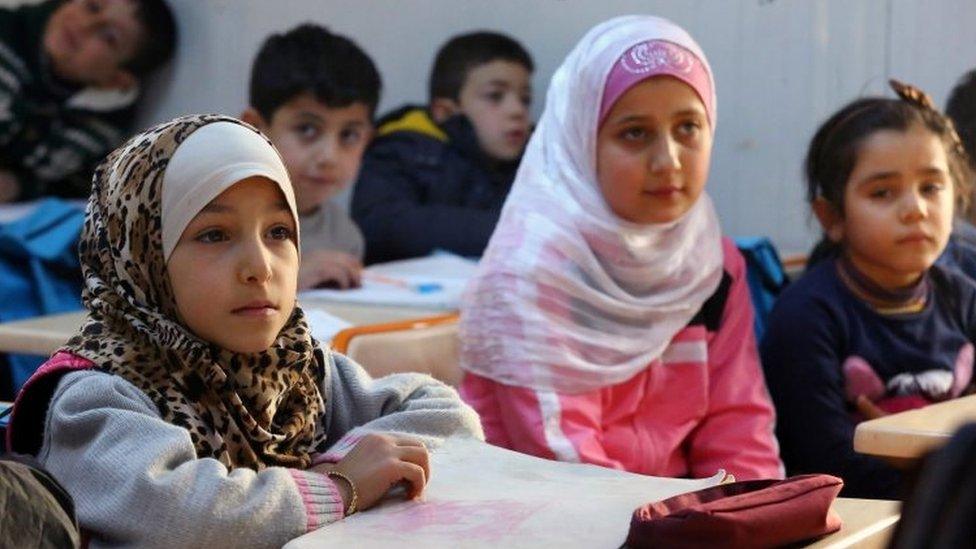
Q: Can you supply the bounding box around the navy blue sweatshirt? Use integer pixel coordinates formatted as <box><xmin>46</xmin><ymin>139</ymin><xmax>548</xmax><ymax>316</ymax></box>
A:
<box><xmin>351</xmin><ymin>106</ymin><xmax>519</xmax><ymax>265</ymax></box>
<box><xmin>760</xmin><ymin>259</ymin><xmax>976</xmax><ymax>498</ymax></box>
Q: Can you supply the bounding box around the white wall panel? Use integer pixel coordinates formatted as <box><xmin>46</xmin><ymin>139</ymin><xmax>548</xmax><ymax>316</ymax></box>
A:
<box><xmin>5</xmin><ymin>0</ymin><xmax>975</xmax><ymax>254</ymax></box>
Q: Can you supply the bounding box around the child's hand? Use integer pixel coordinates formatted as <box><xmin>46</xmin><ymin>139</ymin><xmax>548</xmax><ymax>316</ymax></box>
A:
<box><xmin>312</xmin><ymin>433</ymin><xmax>430</xmax><ymax>512</ymax></box>
<box><xmin>298</xmin><ymin>250</ymin><xmax>363</xmax><ymax>290</ymax></box>
<box><xmin>0</xmin><ymin>170</ymin><xmax>21</xmax><ymax>203</ymax></box>
<box><xmin>856</xmin><ymin>394</ymin><xmax>889</xmax><ymax>420</ymax></box>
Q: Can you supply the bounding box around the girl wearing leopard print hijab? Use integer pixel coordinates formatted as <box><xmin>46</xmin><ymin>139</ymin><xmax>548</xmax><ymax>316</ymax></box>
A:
<box><xmin>7</xmin><ymin>114</ymin><xmax>481</xmax><ymax>548</ymax></box>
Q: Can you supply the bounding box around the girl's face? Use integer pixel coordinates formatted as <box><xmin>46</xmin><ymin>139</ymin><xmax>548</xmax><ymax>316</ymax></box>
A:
<box><xmin>831</xmin><ymin>124</ymin><xmax>954</xmax><ymax>289</ymax></box>
<box><xmin>596</xmin><ymin>76</ymin><xmax>712</xmax><ymax>224</ymax></box>
<box><xmin>167</xmin><ymin>176</ymin><xmax>299</xmax><ymax>353</ymax></box>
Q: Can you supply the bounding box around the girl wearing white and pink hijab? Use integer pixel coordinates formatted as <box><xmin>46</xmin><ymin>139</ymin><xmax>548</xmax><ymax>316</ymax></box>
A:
<box><xmin>459</xmin><ymin>15</ymin><xmax>783</xmax><ymax>480</ymax></box>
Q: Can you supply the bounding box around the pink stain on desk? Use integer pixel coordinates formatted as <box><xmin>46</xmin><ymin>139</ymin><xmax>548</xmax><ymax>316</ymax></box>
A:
<box><xmin>381</xmin><ymin>499</ymin><xmax>542</xmax><ymax>541</ymax></box>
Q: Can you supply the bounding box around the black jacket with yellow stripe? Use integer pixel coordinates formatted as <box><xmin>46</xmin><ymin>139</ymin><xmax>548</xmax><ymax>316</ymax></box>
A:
<box><xmin>351</xmin><ymin>105</ymin><xmax>519</xmax><ymax>264</ymax></box>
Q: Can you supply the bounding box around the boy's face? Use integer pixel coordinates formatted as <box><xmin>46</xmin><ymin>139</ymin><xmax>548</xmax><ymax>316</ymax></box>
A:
<box><xmin>43</xmin><ymin>0</ymin><xmax>141</xmax><ymax>88</ymax></box>
<box><xmin>452</xmin><ymin>60</ymin><xmax>532</xmax><ymax>162</ymax></box>
<box><xmin>167</xmin><ymin>176</ymin><xmax>299</xmax><ymax>354</ymax></box>
<box><xmin>246</xmin><ymin>94</ymin><xmax>372</xmax><ymax>216</ymax></box>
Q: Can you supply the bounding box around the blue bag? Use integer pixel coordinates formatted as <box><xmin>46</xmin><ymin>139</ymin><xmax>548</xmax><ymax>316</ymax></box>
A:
<box><xmin>0</xmin><ymin>199</ymin><xmax>85</xmax><ymax>395</ymax></box>
<box><xmin>734</xmin><ymin>237</ymin><xmax>790</xmax><ymax>342</ymax></box>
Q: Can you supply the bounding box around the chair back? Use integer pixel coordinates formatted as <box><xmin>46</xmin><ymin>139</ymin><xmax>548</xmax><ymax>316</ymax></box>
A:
<box><xmin>331</xmin><ymin>314</ymin><xmax>462</xmax><ymax>386</ymax></box>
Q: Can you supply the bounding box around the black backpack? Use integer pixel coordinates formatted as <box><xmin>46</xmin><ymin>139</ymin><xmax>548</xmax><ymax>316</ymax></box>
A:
<box><xmin>0</xmin><ymin>453</ymin><xmax>80</xmax><ymax>548</ymax></box>
<box><xmin>889</xmin><ymin>422</ymin><xmax>976</xmax><ymax>548</ymax></box>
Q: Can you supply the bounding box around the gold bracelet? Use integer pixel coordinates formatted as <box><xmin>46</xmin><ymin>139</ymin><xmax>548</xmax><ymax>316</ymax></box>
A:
<box><xmin>326</xmin><ymin>470</ymin><xmax>358</xmax><ymax>516</ymax></box>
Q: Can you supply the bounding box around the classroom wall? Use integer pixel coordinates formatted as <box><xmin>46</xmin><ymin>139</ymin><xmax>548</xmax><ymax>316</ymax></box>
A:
<box><xmin>8</xmin><ymin>0</ymin><xmax>976</xmax><ymax>255</ymax></box>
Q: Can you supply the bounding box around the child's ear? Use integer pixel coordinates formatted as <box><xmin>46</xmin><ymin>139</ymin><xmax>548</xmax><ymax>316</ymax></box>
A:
<box><xmin>430</xmin><ymin>97</ymin><xmax>460</xmax><ymax>123</ymax></box>
<box><xmin>240</xmin><ymin>107</ymin><xmax>269</xmax><ymax>132</ymax></box>
<box><xmin>812</xmin><ymin>197</ymin><xmax>844</xmax><ymax>242</ymax></box>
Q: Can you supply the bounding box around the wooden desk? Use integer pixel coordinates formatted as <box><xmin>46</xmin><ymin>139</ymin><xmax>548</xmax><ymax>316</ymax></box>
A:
<box><xmin>286</xmin><ymin>437</ymin><xmax>725</xmax><ymax>548</ymax></box>
<box><xmin>0</xmin><ymin>303</ymin><xmax>449</xmax><ymax>356</ymax></box>
<box><xmin>0</xmin><ymin>311</ymin><xmax>84</xmax><ymax>355</ymax></box>
<box><xmin>286</xmin><ymin>438</ymin><xmax>899</xmax><ymax>549</ymax></box>
<box><xmin>854</xmin><ymin>394</ymin><xmax>976</xmax><ymax>459</ymax></box>
<box><xmin>808</xmin><ymin>498</ymin><xmax>900</xmax><ymax>548</ymax></box>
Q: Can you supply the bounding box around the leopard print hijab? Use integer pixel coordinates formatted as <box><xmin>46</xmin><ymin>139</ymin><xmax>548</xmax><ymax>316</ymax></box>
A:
<box><xmin>62</xmin><ymin>114</ymin><xmax>328</xmax><ymax>470</ymax></box>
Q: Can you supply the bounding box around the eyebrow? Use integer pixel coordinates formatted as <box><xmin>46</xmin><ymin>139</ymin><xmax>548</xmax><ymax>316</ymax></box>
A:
<box><xmin>199</xmin><ymin>200</ymin><xmax>290</xmax><ymax>215</ymax></box>
<box><xmin>857</xmin><ymin>167</ymin><xmax>948</xmax><ymax>185</ymax></box>
<box><xmin>294</xmin><ymin>111</ymin><xmax>369</xmax><ymax>127</ymax></box>
<box><xmin>293</xmin><ymin>111</ymin><xmax>325</xmax><ymax>124</ymax></box>
<box><xmin>483</xmin><ymin>79</ymin><xmax>523</xmax><ymax>89</ymax></box>
<box><xmin>610</xmin><ymin>108</ymin><xmax>705</xmax><ymax>126</ymax></box>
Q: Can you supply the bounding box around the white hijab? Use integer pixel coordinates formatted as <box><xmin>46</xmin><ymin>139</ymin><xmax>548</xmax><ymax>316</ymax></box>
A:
<box><xmin>161</xmin><ymin>121</ymin><xmax>298</xmax><ymax>261</ymax></box>
<box><xmin>459</xmin><ymin>15</ymin><xmax>724</xmax><ymax>394</ymax></box>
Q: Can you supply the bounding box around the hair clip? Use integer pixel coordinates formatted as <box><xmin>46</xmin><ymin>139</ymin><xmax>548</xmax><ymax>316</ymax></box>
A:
<box><xmin>889</xmin><ymin>78</ymin><xmax>936</xmax><ymax>110</ymax></box>
<box><xmin>890</xmin><ymin>78</ymin><xmax>969</xmax><ymax>160</ymax></box>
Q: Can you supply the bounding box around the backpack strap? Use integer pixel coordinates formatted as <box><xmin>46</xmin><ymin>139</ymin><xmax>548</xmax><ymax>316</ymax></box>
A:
<box><xmin>688</xmin><ymin>271</ymin><xmax>733</xmax><ymax>332</ymax></box>
<box><xmin>6</xmin><ymin>353</ymin><xmax>94</xmax><ymax>455</ymax></box>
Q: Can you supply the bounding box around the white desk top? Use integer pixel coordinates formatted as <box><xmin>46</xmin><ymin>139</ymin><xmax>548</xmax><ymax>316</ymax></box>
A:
<box><xmin>285</xmin><ymin>437</ymin><xmax>724</xmax><ymax>548</ymax></box>
<box><xmin>854</xmin><ymin>394</ymin><xmax>976</xmax><ymax>459</ymax></box>
<box><xmin>0</xmin><ymin>302</ymin><xmax>446</xmax><ymax>356</ymax></box>
<box><xmin>808</xmin><ymin>498</ymin><xmax>900</xmax><ymax>548</ymax></box>
<box><xmin>285</xmin><ymin>438</ymin><xmax>900</xmax><ymax>548</ymax></box>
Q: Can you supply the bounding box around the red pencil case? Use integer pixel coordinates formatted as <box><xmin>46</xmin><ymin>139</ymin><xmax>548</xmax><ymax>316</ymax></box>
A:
<box><xmin>626</xmin><ymin>474</ymin><xmax>844</xmax><ymax>548</ymax></box>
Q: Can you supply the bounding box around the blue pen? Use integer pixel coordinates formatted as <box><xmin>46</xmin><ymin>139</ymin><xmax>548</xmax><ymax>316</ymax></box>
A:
<box><xmin>364</xmin><ymin>272</ymin><xmax>443</xmax><ymax>294</ymax></box>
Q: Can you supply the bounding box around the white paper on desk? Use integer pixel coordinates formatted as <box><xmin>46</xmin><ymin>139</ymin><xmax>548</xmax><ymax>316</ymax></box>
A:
<box><xmin>299</xmin><ymin>253</ymin><xmax>478</xmax><ymax>310</ymax></box>
<box><xmin>303</xmin><ymin>309</ymin><xmax>352</xmax><ymax>343</ymax></box>
<box><xmin>285</xmin><ymin>437</ymin><xmax>724</xmax><ymax>549</ymax></box>
<box><xmin>367</xmin><ymin>253</ymin><xmax>479</xmax><ymax>280</ymax></box>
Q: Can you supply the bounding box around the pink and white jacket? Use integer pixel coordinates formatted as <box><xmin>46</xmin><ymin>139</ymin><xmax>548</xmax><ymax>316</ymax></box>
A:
<box><xmin>461</xmin><ymin>240</ymin><xmax>784</xmax><ymax>480</ymax></box>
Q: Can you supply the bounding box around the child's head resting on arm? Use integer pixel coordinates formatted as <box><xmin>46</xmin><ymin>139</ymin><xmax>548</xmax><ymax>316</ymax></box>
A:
<box><xmin>43</xmin><ymin>0</ymin><xmax>178</xmax><ymax>90</ymax></box>
<box><xmin>62</xmin><ymin>114</ymin><xmax>329</xmax><ymax>469</ymax></box>
<box><xmin>806</xmin><ymin>80</ymin><xmax>974</xmax><ymax>291</ymax></box>
<box><xmin>461</xmin><ymin>16</ymin><xmax>724</xmax><ymax>394</ymax></box>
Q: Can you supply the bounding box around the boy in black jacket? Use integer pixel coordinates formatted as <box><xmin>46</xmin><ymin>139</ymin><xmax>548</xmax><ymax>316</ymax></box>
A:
<box><xmin>352</xmin><ymin>31</ymin><xmax>533</xmax><ymax>264</ymax></box>
<box><xmin>0</xmin><ymin>0</ymin><xmax>177</xmax><ymax>202</ymax></box>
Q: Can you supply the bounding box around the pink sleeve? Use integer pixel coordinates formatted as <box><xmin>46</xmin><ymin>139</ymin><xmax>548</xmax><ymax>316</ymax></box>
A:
<box><xmin>461</xmin><ymin>372</ymin><xmax>626</xmax><ymax>469</ymax></box>
<box><xmin>288</xmin><ymin>469</ymin><xmax>346</xmax><ymax>531</ymax></box>
<box><xmin>686</xmin><ymin>241</ymin><xmax>784</xmax><ymax>480</ymax></box>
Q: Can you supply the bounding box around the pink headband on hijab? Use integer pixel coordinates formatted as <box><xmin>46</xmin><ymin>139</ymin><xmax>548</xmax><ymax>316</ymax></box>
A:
<box><xmin>599</xmin><ymin>39</ymin><xmax>714</xmax><ymax>126</ymax></box>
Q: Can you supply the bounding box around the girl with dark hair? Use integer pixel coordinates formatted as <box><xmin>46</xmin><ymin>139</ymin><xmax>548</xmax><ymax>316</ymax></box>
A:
<box><xmin>761</xmin><ymin>80</ymin><xmax>976</xmax><ymax>499</ymax></box>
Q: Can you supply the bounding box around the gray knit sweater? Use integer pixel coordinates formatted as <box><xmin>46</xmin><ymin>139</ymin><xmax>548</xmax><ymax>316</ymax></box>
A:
<box><xmin>36</xmin><ymin>351</ymin><xmax>483</xmax><ymax>549</ymax></box>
